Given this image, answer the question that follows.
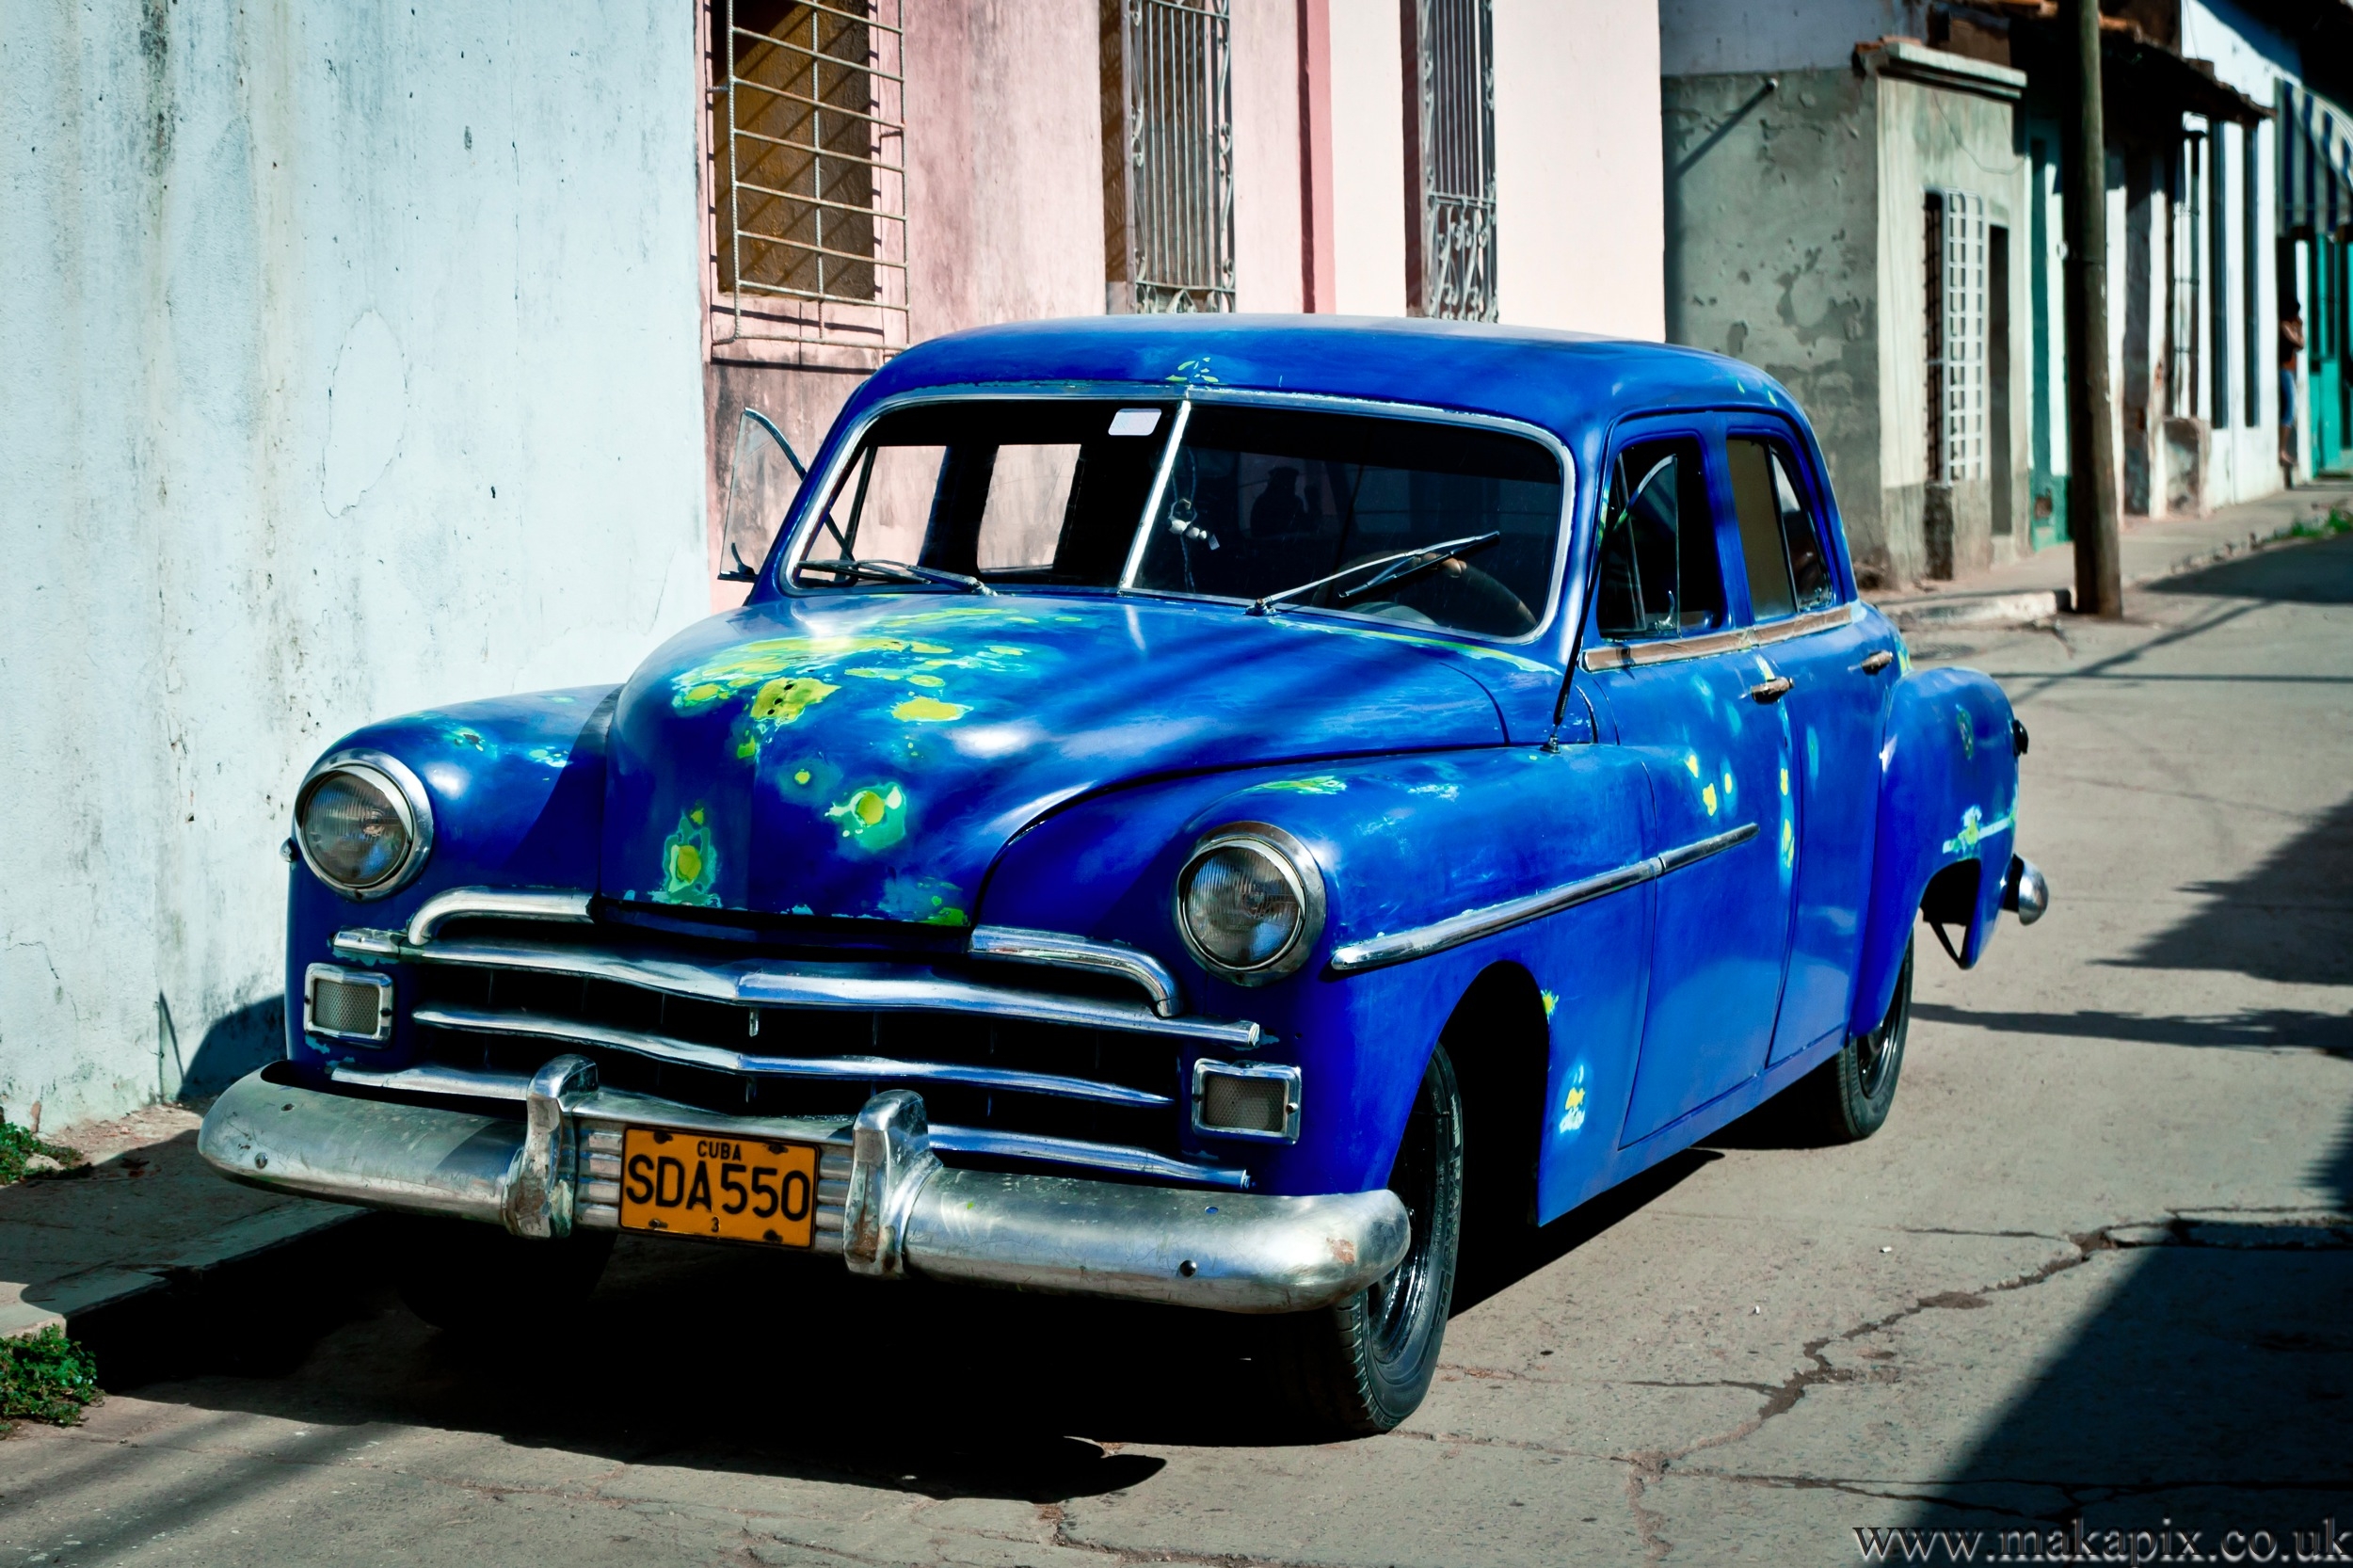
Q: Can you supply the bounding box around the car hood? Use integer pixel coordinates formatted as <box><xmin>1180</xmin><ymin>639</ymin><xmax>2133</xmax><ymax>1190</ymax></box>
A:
<box><xmin>600</xmin><ymin>592</ymin><xmax>1536</xmax><ymax>924</ymax></box>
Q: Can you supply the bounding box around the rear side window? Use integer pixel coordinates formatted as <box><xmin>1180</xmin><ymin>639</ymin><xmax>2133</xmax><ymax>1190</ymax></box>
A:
<box><xmin>1593</xmin><ymin>437</ymin><xmax>1724</xmax><ymax>639</ymax></box>
<box><xmin>1725</xmin><ymin>437</ymin><xmax>1837</xmax><ymax>617</ymax></box>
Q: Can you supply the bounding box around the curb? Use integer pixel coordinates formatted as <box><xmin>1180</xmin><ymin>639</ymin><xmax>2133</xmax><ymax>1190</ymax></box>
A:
<box><xmin>5</xmin><ymin>1203</ymin><xmax>372</xmax><ymax>1387</ymax></box>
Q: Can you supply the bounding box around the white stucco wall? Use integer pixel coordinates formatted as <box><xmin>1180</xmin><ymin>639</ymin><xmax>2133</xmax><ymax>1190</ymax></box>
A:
<box><xmin>0</xmin><ymin>2</ymin><xmax>709</xmax><ymax>1125</ymax></box>
<box><xmin>1658</xmin><ymin>0</ymin><xmax>1928</xmax><ymax>76</ymax></box>
<box><xmin>1326</xmin><ymin>0</ymin><xmax>1408</xmax><ymax>315</ymax></box>
<box><xmin>1494</xmin><ymin>0</ymin><xmax>1665</xmax><ymax>338</ymax></box>
<box><xmin>1232</xmin><ymin>0</ymin><xmax>1307</xmax><ymax>312</ymax></box>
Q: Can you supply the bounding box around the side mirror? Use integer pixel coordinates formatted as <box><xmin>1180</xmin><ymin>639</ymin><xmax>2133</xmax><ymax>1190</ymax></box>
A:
<box><xmin>718</xmin><ymin>408</ymin><xmax>807</xmax><ymax>584</ymax></box>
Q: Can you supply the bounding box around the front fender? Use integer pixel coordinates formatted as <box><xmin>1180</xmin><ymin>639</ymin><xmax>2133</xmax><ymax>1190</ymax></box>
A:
<box><xmin>977</xmin><ymin>744</ymin><xmax>1654</xmax><ymax>1194</ymax></box>
<box><xmin>285</xmin><ymin>686</ymin><xmax>620</xmax><ymax>1064</ymax></box>
<box><xmin>1849</xmin><ymin>666</ymin><xmax>2020</xmax><ymax>1036</ymax></box>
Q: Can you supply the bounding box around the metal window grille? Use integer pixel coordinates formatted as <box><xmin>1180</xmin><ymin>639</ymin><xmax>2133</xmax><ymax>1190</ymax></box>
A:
<box><xmin>1102</xmin><ymin>0</ymin><xmax>1235</xmax><ymax>314</ymax></box>
<box><xmin>1926</xmin><ymin>190</ymin><xmax>1987</xmax><ymax>484</ymax></box>
<box><xmin>2169</xmin><ymin>134</ymin><xmax>2202</xmax><ymax>421</ymax></box>
<box><xmin>1405</xmin><ymin>0</ymin><xmax>1497</xmax><ymax>321</ymax></box>
<box><xmin>712</xmin><ymin>0</ymin><xmax>908</xmax><ymax>349</ymax></box>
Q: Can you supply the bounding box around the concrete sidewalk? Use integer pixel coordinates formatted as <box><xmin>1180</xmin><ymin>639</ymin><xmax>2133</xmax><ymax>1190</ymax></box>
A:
<box><xmin>1</xmin><ymin>1103</ymin><xmax>357</xmax><ymax>1381</ymax></box>
<box><xmin>1873</xmin><ymin>479</ymin><xmax>2353</xmax><ymax>629</ymax></box>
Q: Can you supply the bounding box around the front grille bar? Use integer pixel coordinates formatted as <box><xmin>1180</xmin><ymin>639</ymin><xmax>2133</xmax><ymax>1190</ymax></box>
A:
<box><xmin>333</xmin><ymin>927</ymin><xmax>1260</xmax><ymax>1048</ymax></box>
<box><xmin>327</xmin><ymin>1064</ymin><xmax>1247</xmax><ymax>1190</ymax></box>
<box><xmin>412</xmin><ymin>1002</ymin><xmax>1175</xmax><ymax>1110</ymax></box>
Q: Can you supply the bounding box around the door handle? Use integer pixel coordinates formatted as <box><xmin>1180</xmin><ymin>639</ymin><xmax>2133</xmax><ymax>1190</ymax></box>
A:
<box><xmin>1746</xmin><ymin>675</ymin><xmax>1796</xmax><ymax>704</ymax></box>
<box><xmin>1860</xmin><ymin>650</ymin><xmax>1896</xmax><ymax>674</ymax></box>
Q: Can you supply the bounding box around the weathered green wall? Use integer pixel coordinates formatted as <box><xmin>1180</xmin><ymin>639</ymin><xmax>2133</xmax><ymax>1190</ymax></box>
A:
<box><xmin>1663</xmin><ymin>68</ymin><xmax>1887</xmax><ymax>579</ymax></box>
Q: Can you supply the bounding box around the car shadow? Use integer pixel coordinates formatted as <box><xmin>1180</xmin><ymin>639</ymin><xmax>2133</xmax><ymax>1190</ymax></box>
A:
<box><xmin>2145</xmin><ymin>530</ymin><xmax>2353</xmax><ymax>604</ymax></box>
<box><xmin>97</xmin><ymin>1144</ymin><xmax>1727</xmax><ymax>1496</ymax></box>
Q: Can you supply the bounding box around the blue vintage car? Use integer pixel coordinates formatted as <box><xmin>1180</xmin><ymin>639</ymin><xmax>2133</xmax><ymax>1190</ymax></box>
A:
<box><xmin>200</xmin><ymin>315</ymin><xmax>2045</xmax><ymax>1433</ymax></box>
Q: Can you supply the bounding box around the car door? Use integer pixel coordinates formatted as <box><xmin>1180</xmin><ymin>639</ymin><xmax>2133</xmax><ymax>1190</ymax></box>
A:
<box><xmin>1721</xmin><ymin>425</ymin><xmax>1893</xmax><ymax>1064</ymax></box>
<box><xmin>1581</xmin><ymin>420</ymin><xmax>1800</xmax><ymax>1146</ymax></box>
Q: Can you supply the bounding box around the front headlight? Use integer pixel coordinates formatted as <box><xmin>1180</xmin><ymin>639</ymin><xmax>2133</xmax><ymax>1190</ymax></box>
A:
<box><xmin>294</xmin><ymin>751</ymin><xmax>434</xmax><ymax>900</ymax></box>
<box><xmin>1175</xmin><ymin>823</ymin><xmax>1326</xmax><ymax>984</ymax></box>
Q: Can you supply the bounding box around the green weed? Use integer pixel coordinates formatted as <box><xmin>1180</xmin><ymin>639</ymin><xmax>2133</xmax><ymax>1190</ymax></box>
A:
<box><xmin>0</xmin><ymin>1116</ymin><xmax>80</xmax><ymax>1185</ymax></box>
<box><xmin>0</xmin><ymin>1326</ymin><xmax>101</xmax><ymax>1431</ymax></box>
<box><xmin>2283</xmin><ymin>506</ymin><xmax>2353</xmax><ymax>540</ymax></box>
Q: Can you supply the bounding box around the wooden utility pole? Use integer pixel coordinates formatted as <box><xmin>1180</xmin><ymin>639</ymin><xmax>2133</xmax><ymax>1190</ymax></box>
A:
<box><xmin>2064</xmin><ymin>0</ymin><xmax>2124</xmax><ymax>616</ymax></box>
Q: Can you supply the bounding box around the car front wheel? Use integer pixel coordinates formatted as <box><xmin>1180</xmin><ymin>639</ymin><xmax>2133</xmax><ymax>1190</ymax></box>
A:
<box><xmin>1270</xmin><ymin>1042</ymin><xmax>1464</xmax><ymax>1436</ymax></box>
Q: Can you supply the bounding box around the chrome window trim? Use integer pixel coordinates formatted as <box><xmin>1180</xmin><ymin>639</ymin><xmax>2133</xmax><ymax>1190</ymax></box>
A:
<box><xmin>407</xmin><ymin>886</ymin><xmax>595</xmax><ymax>947</ymax></box>
<box><xmin>410</xmin><ymin>1002</ymin><xmax>1176</xmax><ymax>1110</ymax></box>
<box><xmin>1325</xmin><ymin>823</ymin><xmax>1761</xmax><ymax>975</ymax></box>
<box><xmin>293</xmin><ymin>748</ymin><xmax>437</xmax><ymax>902</ymax></box>
<box><xmin>330</xmin><ymin>928</ymin><xmax>1263</xmax><ymax>1048</ymax></box>
<box><xmin>966</xmin><ymin>925</ymin><xmax>1184</xmax><ymax>1016</ymax></box>
<box><xmin>1579</xmin><ymin>601</ymin><xmax>1862</xmax><ymax>673</ymax></box>
<box><xmin>1191</xmin><ymin>1058</ymin><xmax>1303</xmax><ymax>1144</ymax></box>
<box><xmin>1174</xmin><ymin>821</ymin><xmax>1328</xmax><ymax>986</ymax></box>
<box><xmin>303</xmin><ymin>963</ymin><xmax>394</xmax><ymax>1045</ymax></box>
<box><xmin>773</xmin><ymin>381</ymin><xmax>1577</xmax><ymax>654</ymax></box>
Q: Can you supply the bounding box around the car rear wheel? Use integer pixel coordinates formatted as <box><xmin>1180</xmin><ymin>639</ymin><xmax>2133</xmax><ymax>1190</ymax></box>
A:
<box><xmin>388</xmin><ymin>1216</ymin><xmax>615</xmax><ymax>1337</ymax></box>
<box><xmin>1792</xmin><ymin>936</ymin><xmax>1913</xmax><ymax>1143</ymax></box>
<box><xmin>1269</xmin><ymin>1043</ymin><xmax>1464</xmax><ymax>1436</ymax></box>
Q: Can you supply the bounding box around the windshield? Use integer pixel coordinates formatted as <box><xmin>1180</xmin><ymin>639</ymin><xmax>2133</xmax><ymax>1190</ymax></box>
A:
<box><xmin>788</xmin><ymin>397</ymin><xmax>1566</xmax><ymax>638</ymax></box>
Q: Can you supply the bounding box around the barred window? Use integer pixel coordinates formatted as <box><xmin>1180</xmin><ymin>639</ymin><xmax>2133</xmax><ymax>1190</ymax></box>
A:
<box><xmin>1101</xmin><ymin>0</ymin><xmax>1236</xmax><ymax>314</ymax></box>
<box><xmin>710</xmin><ymin>0</ymin><xmax>907</xmax><ymax>351</ymax></box>
<box><xmin>1405</xmin><ymin>0</ymin><xmax>1497</xmax><ymax>322</ymax></box>
<box><xmin>1925</xmin><ymin>189</ymin><xmax>1987</xmax><ymax>484</ymax></box>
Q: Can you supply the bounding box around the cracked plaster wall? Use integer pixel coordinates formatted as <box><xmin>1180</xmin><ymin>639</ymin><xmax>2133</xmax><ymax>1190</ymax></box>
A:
<box><xmin>0</xmin><ymin>1</ymin><xmax>709</xmax><ymax>1125</ymax></box>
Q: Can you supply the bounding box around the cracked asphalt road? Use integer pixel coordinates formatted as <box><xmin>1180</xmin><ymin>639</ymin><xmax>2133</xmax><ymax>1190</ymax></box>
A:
<box><xmin>5</xmin><ymin>536</ymin><xmax>2349</xmax><ymax>1566</ymax></box>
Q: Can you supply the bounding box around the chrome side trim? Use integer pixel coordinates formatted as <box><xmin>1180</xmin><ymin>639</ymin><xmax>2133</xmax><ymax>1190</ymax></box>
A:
<box><xmin>966</xmin><ymin>925</ymin><xmax>1184</xmax><ymax>1016</ymax></box>
<box><xmin>1326</xmin><ymin>823</ymin><xmax>1762</xmax><ymax>975</ymax></box>
<box><xmin>410</xmin><ymin>1002</ymin><xmax>1176</xmax><ymax>1109</ymax></box>
<box><xmin>408</xmin><ymin>887</ymin><xmax>595</xmax><ymax>947</ymax></box>
<box><xmin>339</xmin><ymin>931</ymin><xmax>1264</xmax><ymax>1048</ymax></box>
<box><xmin>1580</xmin><ymin>601</ymin><xmax>1862</xmax><ymax>672</ymax></box>
<box><xmin>902</xmin><ymin>1168</ymin><xmax>1407</xmax><ymax>1312</ymax></box>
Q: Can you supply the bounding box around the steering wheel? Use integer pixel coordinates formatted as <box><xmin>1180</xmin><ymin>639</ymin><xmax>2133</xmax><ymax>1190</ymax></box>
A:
<box><xmin>1389</xmin><ymin>560</ymin><xmax>1538</xmax><ymax>635</ymax></box>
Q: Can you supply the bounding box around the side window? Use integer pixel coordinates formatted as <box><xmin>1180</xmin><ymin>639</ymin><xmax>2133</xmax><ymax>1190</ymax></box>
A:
<box><xmin>1594</xmin><ymin>438</ymin><xmax>1724</xmax><ymax>639</ymax></box>
<box><xmin>1725</xmin><ymin>436</ymin><xmax>1837</xmax><ymax>618</ymax></box>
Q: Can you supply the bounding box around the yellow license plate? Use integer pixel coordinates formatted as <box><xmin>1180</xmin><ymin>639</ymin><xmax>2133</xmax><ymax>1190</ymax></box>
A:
<box><xmin>617</xmin><ymin>1127</ymin><xmax>819</xmax><ymax>1248</ymax></box>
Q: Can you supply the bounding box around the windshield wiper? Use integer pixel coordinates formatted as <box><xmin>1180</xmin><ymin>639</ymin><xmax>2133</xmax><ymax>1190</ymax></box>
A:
<box><xmin>1246</xmin><ymin>533</ymin><xmax>1502</xmax><ymax>617</ymax></box>
<box><xmin>797</xmin><ymin>557</ymin><xmax>996</xmax><ymax>596</ymax></box>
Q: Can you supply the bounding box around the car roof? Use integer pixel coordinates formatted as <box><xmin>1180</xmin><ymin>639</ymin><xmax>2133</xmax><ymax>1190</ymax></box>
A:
<box><xmin>854</xmin><ymin>313</ymin><xmax>1806</xmax><ymax>449</ymax></box>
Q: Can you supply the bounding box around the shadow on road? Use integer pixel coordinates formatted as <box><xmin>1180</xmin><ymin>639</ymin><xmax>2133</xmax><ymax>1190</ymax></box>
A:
<box><xmin>1910</xmin><ymin>1000</ymin><xmax>2352</xmax><ymax>1056</ymax></box>
<box><xmin>2099</xmin><ymin>792</ymin><xmax>2353</xmax><ymax>990</ymax></box>
<box><xmin>83</xmin><ymin>1147</ymin><xmax>1721</xmax><ymax>1503</ymax></box>
<box><xmin>2149</xmin><ymin>530</ymin><xmax>2353</xmax><ymax>604</ymax></box>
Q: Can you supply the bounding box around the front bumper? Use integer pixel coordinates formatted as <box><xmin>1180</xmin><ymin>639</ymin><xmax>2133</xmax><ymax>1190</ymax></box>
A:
<box><xmin>197</xmin><ymin>1064</ymin><xmax>1408</xmax><ymax>1314</ymax></box>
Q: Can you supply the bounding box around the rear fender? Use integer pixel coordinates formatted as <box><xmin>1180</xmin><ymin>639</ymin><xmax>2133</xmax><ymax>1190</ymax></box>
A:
<box><xmin>1849</xmin><ymin>666</ymin><xmax>2020</xmax><ymax>1037</ymax></box>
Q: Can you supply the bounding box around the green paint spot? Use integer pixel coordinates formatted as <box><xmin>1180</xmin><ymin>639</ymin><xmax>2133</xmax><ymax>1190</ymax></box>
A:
<box><xmin>909</xmin><ymin>641</ymin><xmax>952</xmax><ymax>655</ymax></box>
<box><xmin>655</xmin><ymin>808</ymin><xmax>719</xmax><ymax>905</ymax></box>
<box><xmin>892</xmin><ymin>696</ymin><xmax>968</xmax><ymax>723</ymax></box>
<box><xmin>1541</xmin><ymin>990</ymin><xmax>1560</xmax><ymax>1018</ymax></box>
<box><xmin>1257</xmin><ymin>776</ymin><xmax>1346</xmax><ymax>795</ymax></box>
<box><xmin>824</xmin><ymin>782</ymin><xmax>907</xmax><ymax>851</ymax></box>
<box><xmin>750</xmin><ymin>677</ymin><xmax>838</xmax><ymax>724</ymax></box>
<box><xmin>669</xmin><ymin>636</ymin><xmax>914</xmax><ymax>712</ymax></box>
<box><xmin>793</xmin><ymin>768</ymin><xmax>811</xmax><ymax>785</ymax></box>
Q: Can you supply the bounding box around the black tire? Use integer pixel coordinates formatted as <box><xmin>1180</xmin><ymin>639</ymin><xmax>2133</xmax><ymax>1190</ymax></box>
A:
<box><xmin>1270</xmin><ymin>1043</ymin><xmax>1465</xmax><ymax>1437</ymax></box>
<box><xmin>1790</xmin><ymin>936</ymin><xmax>1913</xmax><ymax>1143</ymax></box>
<box><xmin>389</xmin><ymin>1215</ymin><xmax>615</xmax><ymax>1338</ymax></box>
